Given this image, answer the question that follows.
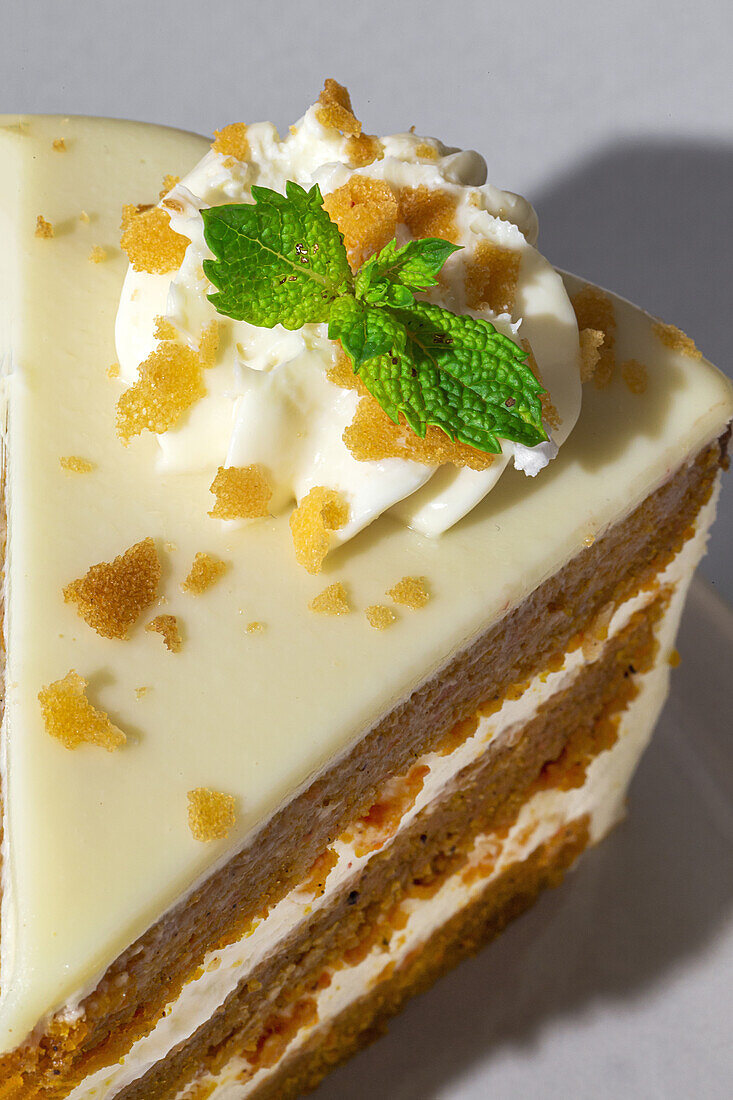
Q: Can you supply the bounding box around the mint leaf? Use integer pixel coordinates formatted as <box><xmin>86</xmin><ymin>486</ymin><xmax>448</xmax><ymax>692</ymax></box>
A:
<box><xmin>328</xmin><ymin>296</ymin><xmax>393</xmax><ymax>367</ymax></box>
<box><xmin>202</xmin><ymin>182</ymin><xmax>352</xmax><ymax>328</ymax></box>
<box><xmin>355</xmin><ymin>237</ymin><xmax>461</xmax><ymax>306</ymax></box>
<box><xmin>347</xmin><ymin>301</ymin><xmax>546</xmax><ymax>454</ymax></box>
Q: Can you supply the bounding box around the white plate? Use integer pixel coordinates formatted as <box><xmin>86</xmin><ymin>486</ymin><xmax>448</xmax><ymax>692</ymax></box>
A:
<box><xmin>314</xmin><ymin>577</ymin><xmax>733</xmax><ymax>1099</ymax></box>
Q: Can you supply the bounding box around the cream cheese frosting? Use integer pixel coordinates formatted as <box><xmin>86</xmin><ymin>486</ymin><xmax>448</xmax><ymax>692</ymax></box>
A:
<box><xmin>115</xmin><ymin>98</ymin><xmax>582</xmax><ymax>541</ymax></box>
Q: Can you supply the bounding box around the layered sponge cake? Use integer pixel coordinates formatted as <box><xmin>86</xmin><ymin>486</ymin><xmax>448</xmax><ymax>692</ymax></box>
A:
<box><xmin>0</xmin><ymin>84</ymin><xmax>730</xmax><ymax>1098</ymax></box>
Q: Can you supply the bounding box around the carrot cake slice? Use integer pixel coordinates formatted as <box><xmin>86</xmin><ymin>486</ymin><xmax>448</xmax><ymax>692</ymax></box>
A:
<box><xmin>0</xmin><ymin>84</ymin><xmax>730</xmax><ymax>1099</ymax></box>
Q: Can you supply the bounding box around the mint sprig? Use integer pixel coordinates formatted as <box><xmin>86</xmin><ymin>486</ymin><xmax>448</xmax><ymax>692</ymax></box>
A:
<box><xmin>202</xmin><ymin>184</ymin><xmax>547</xmax><ymax>456</ymax></box>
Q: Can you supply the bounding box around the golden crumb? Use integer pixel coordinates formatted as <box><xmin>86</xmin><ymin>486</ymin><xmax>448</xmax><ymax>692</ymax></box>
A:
<box><xmin>323</xmin><ymin>176</ymin><xmax>398</xmax><ymax>270</ymax></box>
<box><xmin>116</xmin><ymin>332</ymin><xmax>210</xmax><ymax>441</ymax></box>
<box><xmin>88</xmin><ymin>245</ymin><xmax>107</xmax><ymax>263</ymax></box>
<box><xmin>668</xmin><ymin>648</ymin><xmax>682</xmax><ymax>668</ymax></box>
<box><xmin>187</xmin><ymin>788</ymin><xmax>236</xmax><ymax>842</ymax></box>
<box><xmin>395</xmin><ymin>185</ymin><xmax>459</xmax><ymax>243</ymax></box>
<box><xmin>79</xmin><ymin>210</ymin><xmax>91</xmax><ymax>224</ymax></box>
<box><xmin>326</xmin><ymin>349</ymin><xmax>368</xmax><ymax>394</ymax></box>
<box><xmin>583</xmin><ymin>533</ymin><xmax>596</xmax><ymax>547</ymax></box>
<box><xmin>621</xmin><ymin>357</ymin><xmax>648</xmax><ymax>394</ymax></box>
<box><xmin>245</xmin><ymin>620</ymin><xmax>266</xmax><ymax>634</ymax></box>
<box><xmin>63</xmin><ymin>537</ymin><xmax>161</xmax><ymax>640</ymax></box>
<box><xmin>159</xmin><ymin>173</ymin><xmax>180</xmax><ymax>198</ymax></box>
<box><xmin>415</xmin><ymin>140</ymin><xmax>439</xmax><ymax>160</ymax></box>
<box><xmin>365</xmin><ymin>605</ymin><xmax>396</xmax><ymax>631</ymax></box>
<box><xmin>578</xmin><ymin>328</ymin><xmax>605</xmax><ymax>383</ymax></box>
<box><xmin>571</xmin><ymin>286</ymin><xmax>616</xmax><ymax>388</ymax></box>
<box><xmin>289</xmin><ymin>487</ymin><xmax>349</xmax><ymax>575</ymax></box>
<box><xmin>120</xmin><ymin>204</ymin><xmax>189</xmax><ymax>274</ymax></box>
<box><xmin>464</xmin><ymin>239</ymin><xmax>521</xmax><ymax>315</ymax></box>
<box><xmin>211</xmin><ymin>123</ymin><xmax>250</xmax><ymax>161</ymax></box>
<box><xmin>153</xmin><ymin>315</ymin><xmax>179</xmax><ymax>342</ymax></box>
<box><xmin>181</xmin><ymin>552</ymin><xmax>228</xmax><ymax>595</ymax></box>
<box><xmin>652</xmin><ymin>320</ymin><xmax>702</xmax><ymax>360</ymax></box>
<box><xmin>315</xmin><ymin>78</ymin><xmax>362</xmax><ymax>137</ymax></box>
<box><xmin>60</xmin><ymin>455</ymin><xmax>96</xmax><ymax>474</ymax></box>
<box><xmin>35</xmin><ymin>214</ymin><xmax>54</xmax><ymax>239</ymax></box>
<box><xmin>523</xmin><ymin>342</ymin><xmax>562</xmax><ymax>432</ymax></box>
<box><xmin>39</xmin><ymin>671</ymin><xmax>126</xmax><ymax>751</ymax></box>
<box><xmin>209</xmin><ymin>465</ymin><xmax>272</xmax><ymax>520</ymax></box>
<box><xmin>387</xmin><ymin>576</ymin><xmax>430</xmax><ymax>609</ymax></box>
<box><xmin>135</xmin><ymin>686</ymin><xmax>150</xmax><ymax>699</ymax></box>
<box><xmin>309</xmin><ymin>581</ymin><xmax>350</xmax><ymax>616</ymax></box>
<box><xmin>198</xmin><ymin>321</ymin><xmax>220</xmax><ymax>368</ymax></box>
<box><xmin>52</xmin><ymin>138</ymin><xmax>66</xmax><ymax>152</ymax></box>
<box><xmin>345</xmin><ymin>133</ymin><xmax>384</xmax><ymax>168</ymax></box>
<box><xmin>107</xmin><ymin>361</ymin><xmax>120</xmax><ymax>379</ymax></box>
<box><xmin>146</xmin><ymin>614</ymin><xmax>182</xmax><ymax>652</ymax></box>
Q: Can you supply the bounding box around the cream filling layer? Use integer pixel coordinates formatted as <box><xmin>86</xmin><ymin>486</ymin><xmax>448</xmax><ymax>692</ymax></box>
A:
<box><xmin>70</xmin><ymin>488</ymin><xmax>716</xmax><ymax>1100</ymax></box>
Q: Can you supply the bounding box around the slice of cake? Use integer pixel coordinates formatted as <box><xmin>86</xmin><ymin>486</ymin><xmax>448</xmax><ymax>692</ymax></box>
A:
<box><xmin>0</xmin><ymin>84</ymin><xmax>730</xmax><ymax>1099</ymax></box>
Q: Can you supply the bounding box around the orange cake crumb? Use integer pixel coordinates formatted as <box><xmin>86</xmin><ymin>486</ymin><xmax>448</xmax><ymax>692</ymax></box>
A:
<box><xmin>107</xmin><ymin>361</ymin><xmax>120</xmax><ymax>379</ymax></box>
<box><xmin>323</xmin><ymin>176</ymin><xmax>399</xmax><ymax>270</ymax></box>
<box><xmin>579</xmin><ymin>328</ymin><xmax>605</xmax><ymax>382</ymax></box>
<box><xmin>388</xmin><ymin>575</ymin><xmax>430</xmax><ymax>609</ymax></box>
<box><xmin>415</xmin><ymin>140</ymin><xmax>439</xmax><ymax>160</ymax></box>
<box><xmin>209</xmin><ymin>465</ymin><xmax>272</xmax><ymax>520</ymax></box>
<box><xmin>571</xmin><ymin>286</ymin><xmax>616</xmax><ymax>388</ymax></box>
<box><xmin>88</xmin><ymin>245</ymin><xmax>107</xmax><ymax>263</ymax></box>
<box><xmin>621</xmin><ymin>357</ymin><xmax>648</xmax><ymax>395</ymax></box>
<box><xmin>652</xmin><ymin>319</ymin><xmax>702</xmax><ymax>360</ymax></box>
<box><xmin>135</xmin><ymin>686</ymin><xmax>150</xmax><ymax>699</ymax></box>
<box><xmin>187</xmin><ymin>788</ymin><xmax>237</xmax><ymax>842</ymax></box>
<box><xmin>79</xmin><ymin>210</ymin><xmax>91</xmax><ymax>224</ymax></box>
<box><xmin>153</xmin><ymin>315</ymin><xmax>179</xmax><ymax>342</ymax></box>
<box><xmin>120</xmin><ymin>204</ymin><xmax>189</xmax><ymax>274</ymax></box>
<box><xmin>212</xmin><ymin>123</ymin><xmax>250</xmax><ymax>161</ymax></box>
<box><xmin>35</xmin><ymin>214</ymin><xmax>54</xmax><ymax>239</ymax></box>
<box><xmin>52</xmin><ymin>137</ymin><xmax>66</xmax><ymax>151</ymax></box>
<box><xmin>365</xmin><ymin>604</ymin><xmax>396</xmax><ymax>631</ymax></box>
<box><xmin>464</xmin><ymin>239</ymin><xmax>521</xmax><ymax>315</ymax></box>
<box><xmin>308</xmin><ymin>581</ymin><xmax>350</xmax><ymax>616</ymax></box>
<box><xmin>245</xmin><ymin>621</ymin><xmax>265</xmax><ymax>634</ymax></box>
<box><xmin>523</xmin><ymin>341</ymin><xmax>561</xmax><ymax>432</ymax></box>
<box><xmin>63</xmin><ymin>537</ymin><xmax>161</xmax><ymax>640</ymax></box>
<box><xmin>344</xmin><ymin>763</ymin><xmax>430</xmax><ymax>856</ymax></box>
<box><xmin>315</xmin><ymin>78</ymin><xmax>362</xmax><ymax>136</ymax></box>
<box><xmin>297</xmin><ymin>848</ymin><xmax>339</xmax><ymax>897</ymax></box>
<box><xmin>181</xmin><ymin>552</ymin><xmax>228</xmax><ymax>595</ymax></box>
<box><xmin>116</xmin><ymin>340</ymin><xmax>207</xmax><ymax>441</ymax></box>
<box><xmin>159</xmin><ymin>173</ymin><xmax>181</xmax><ymax>198</ymax></box>
<box><xmin>198</xmin><ymin>320</ymin><xmax>220</xmax><ymax>368</ymax></box>
<box><xmin>345</xmin><ymin>132</ymin><xmax>384</xmax><ymax>168</ymax></box>
<box><xmin>396</xmin><ymin>184</ymin><xmax>459</xmax><ymax>242</ymax></box>
<box><xmin>39</xmin><ymin>671</ymin><xmax>126</xmax><ymax>752</ymax></box>
<box><xmin>146</xmin><ymin>614</ymin><xmax>182</xmax><ymax>652</ymax></box>
<box><xmin>59</xmin><ymin>455</ymin><xmax>96</xmax><ymax>473</ymax></box>
<box><xmin>668</xmin><ymin>648</ymin><xmax>682</xmax><ymax>668</ymax></box>
<box><xmin>289</xmin><ymin>487</ymin><xmax>349</xmax><ymax>574</ymax></box>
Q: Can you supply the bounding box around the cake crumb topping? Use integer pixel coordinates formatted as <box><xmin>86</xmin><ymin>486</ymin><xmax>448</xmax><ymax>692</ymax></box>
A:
<box><xmin>212</xmin><ymin>123</ymin><xmax>250</xmax><ymax>161</ymax></box>
<box><xmin>365</xmin><ymin>604</ymin><xmax>397</xmax><ymax>630</ymax></box>
<box><xmin>181</xmin><ymin>552</ymin><xmax>228</xmax><ymax>595</ymax></box>
<box><xmin>107</xmin><ymin>361</ymin><xmax>120</xmax><ymax>379</ymax></box>
<box><xmin>146</xmin><ymin>614</ymin><xmax>182</xmax><ymax>652</ymax></box>
<box><xmin>135</xmin><ymin>686</ymin><xmax>150</xmax><ymax>699</ymax></box>
<box><xmin>35</xmin><ymin>215</ymin><xmax>54</xmax><ymax>239</ymax></box>
<box><xmin>388</xmin><ymin>576</ymin><xmax>430</xmax><ymax>609</ymax></box>
<box><xmin>159</xmin><ymin>174</ymin><xmax>181</xmax><ymax>198</ymax></box>
<box><xmin>39</xmin><ymin>671</ymin><xmax>126</xmax><ymax>752</ymax></box>
<box><xmin>323</xmin><ymin>176</ymin><xmax>398</xmax><ymax>270</ymax></box>
<box><xmin>79</xmin><ymin>210</ymin><xmax>91</xmax><ymax>224</ymax></box>
<box><xmin>120</xmin><ymin>204</ymin><xmax>189</xmax><ymax>274</ymax></box>
<box><xmin>187</xmin><ymin>788</ymin><xmax>236</xmax><ymax>842</ymax></box>
<box><xmin>245</xmin><ymin>620</ymin><xmax>266</xmax><ymax>634</ymax></box>
<box><xmin>209</xmin><ymin>465</ymin><xmax>272</xmax><ymax>520</ymax></box>
<box><xmin>464</xmin><ymin>239</ymin><xmax>521</xmax><ymax>315</ymax></box>
<box><xmin>63</xmin><ymin>537</ymin><xmax>161</xmax><ymax>640</ymax></box>
<box><xmin>316</xmin><ymin>78</ymin><xmax>362</xmax><ymax>136</ymax></box>
<box><xmin>52</xmin><ymin>138</ymin><xmax>66</xmax><ymax>151</ymax></box>
<box><xmin>396</xmin><ymin>184</ymin><xmax>459</xmax><ymax>243</ymax></box>
<box><xmin>578</xmin><ymin>328</ymin><xmax>605</xmax><ymax>382</ymax></box>
<box><xmin>621</xmin><ymin>358</ymin><xmax>648</xmax><ymax>395</ymax></box>
<box><xmin>652</xmin><ymin>320</ymin><xmax>702</xmax><ymax>360</ymax></box>
<box><xmin>309</xmin><ymin>581</ymin><xmax>350</xmax><ymax>616</ymax></box>
<box><xmin>60</xmin><ymin>455</ymin><xmax>96</xmax><ymax>473</ymax></box>
<box><xmin>197</xmin><ymin>320</ymin><xmax>220</xmax><ymax>368</ymax></box>
<box><xmin>88</xmin><ymin>245</ymin><xmax>107</xmax><ymax>263</ymax></box>
<box><xmin>289</xmin><ymin>487</ymin><xmax>349</xmax><ymax>574</ymax></box>
<box><xmin>571</xmin><ymin>286</ymin><xmax>616</xmax><ymax>388</ymax></box>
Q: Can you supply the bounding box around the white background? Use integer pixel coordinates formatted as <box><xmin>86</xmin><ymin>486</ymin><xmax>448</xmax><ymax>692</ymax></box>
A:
<box><xmin>3</xmin><ymin>2</ymin><xmax>732</xmax><ymax>1096</ymax></box>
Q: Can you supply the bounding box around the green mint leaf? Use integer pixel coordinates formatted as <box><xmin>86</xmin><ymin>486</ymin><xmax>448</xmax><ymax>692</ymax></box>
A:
<box><xmin>328</xmin><ymin>296</ymin><xmax>394</xmax><ymax>368</ymax></box>
<box><xmin>201</xmin><ymin>182</ymin><xmax>352</xmax><ymax>329</ymax></box>
<box><xmin>347</xmin><ymin>301</ymin><xmax>547</xmax><ymax>454</ymax></box>
<box><xmin>355</xmin><ymin>237</ymin><xmax>461</xmax><ymax>306</ymax></box>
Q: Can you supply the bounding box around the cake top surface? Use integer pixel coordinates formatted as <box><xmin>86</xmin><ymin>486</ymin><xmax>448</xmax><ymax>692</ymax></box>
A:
<box><xmin>0</xmin><ymin>107</ymin><xmax>731</xmax><ymax>1050</ymax></box>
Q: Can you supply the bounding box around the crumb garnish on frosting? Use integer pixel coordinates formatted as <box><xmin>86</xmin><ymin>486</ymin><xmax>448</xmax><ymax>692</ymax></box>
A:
<box><xmin>52</xmin><ymin>138</ymin><xmax>66</xmax><ymax>151</ymax></box>
<box><xmin>63</xmin><ymin>537</ymin><xmax>161</xmax><ymax>640</ymax></box>
<box><xmin>209</xmin><ymin>465</ymin><xmax>272</xmax><ymax>519</ymax></box>
<box><xmin>39</xmin><ymin>671</ymin><xmax>126</xmax><ymax>751</ymax></box>
<box><xmin>572</xmin><ymin>286</ymin><xmax>616</xmax><ymax>388</ymax></box>
<box><xmin>578</xmin><ymin>328</ymin><xmax>605</xmax><ymax>382</ymax></box>
<box><xmin>146</xmin><ymin>614</ymin><xmax>183</xmax><ymax>652</ymax></box>
<box><xmin>322</xmin><ymin>177</ymin><xmax>398</xmax><ymax>271</ymax></box>
<box><xmin>120</xmin><ymin>204</ymin><xmax>189</xmax><ymax>274</ymax></box>
<box><xmin>35</xmin><ymin>215</ymin><xmax>54</xmax><ymax>239</ymax></box>
<box><xmin>245</xmin><ymin>620</ymin><xmax>266</xmax><ymax>634</ymax></box>
<box><xmin>187</xmin><ymin>788</ymin><xmax>236</xmax><ymax>842</ymax></box>
<box><xmin>212</xmin><ymin>123</ymin><xmax>250</xmax><ymax>161</ymax></box>
<box><xmin>365</xmin><ymin>604</ymin><xmax>397</xmax><ymax>630</ymax></box>
<box><xmin>107</xmin><ymin>361</ymin><xmax>120</xmax><ymax>379</ymax></box>
<box><xmin>290</xmin><ymin>487</ymin><xmax>349</xmax><ymax>574</ymax></box>
<box><xmin>309</xmin><ymin>581</ymin><xmax>350</xmax><ymax>616</ymax></box>
<box><xmin>621</xmin><ymin>358</ymin><xmax>648</xmax><ymax>394</ymax></box>
<box><xmin>387</xmin><ymin>576</ymin><xmax>430</xmax><ymax>609</ymax></box>
<box><xmin>181</xmin><ymin>552</ymin><xmax>229</xmax><ymax>594</ymax></box>
<box><xmin>652</xmin><ymin>320</ymin><xmax>702</xmax><ymax>360</ymax></box>
<box><xmin>88</xmin><ymin>246</ymin><xmax>107</xmax><ymax>263</ymax></box>
<box><xmin>159</xmin><ymin>174</ymin><xmax>181</xmax><ymax>198</ymax></box>
<box><xmin>60</xmin><ymin>456</ymin><xmax>96</xmax><ymax>473</ymax></box>
<box><xmin>79</xmin><ymin>210</ymin><xmax>91</xmax><ymax>223</ymax></box>
<box><xmin>464</xmin><ymin>239</ymin><xmax>521</xmax><ymax>316</ymax></box>
<box><xmin>395</xmin><ymin>184</ymin><xmax>459</xmax><ymax>243</ymax></box>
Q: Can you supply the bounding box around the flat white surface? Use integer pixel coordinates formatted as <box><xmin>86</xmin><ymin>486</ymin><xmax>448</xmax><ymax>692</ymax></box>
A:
<box><xmin>312</xmin><ymin>577</ymin><xmax>733</xmax><ymax>1098</ymax></box>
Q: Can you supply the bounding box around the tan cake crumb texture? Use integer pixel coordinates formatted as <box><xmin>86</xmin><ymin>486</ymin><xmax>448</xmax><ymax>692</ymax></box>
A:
<box><xmin>88</xmin><ymin>245</ymin><xmax>107</xmax><ymax>264</ymax></box>
<box><xmin>290</xmin><ymin>487</ymin><xmax>349</xmax><ymax>574</ymax></box>
<box><xmin>621</xmin><ymin>358</ymin><xmax>648</xmax><ymax>395</ymax></box>
<box><xmin>209</xmin><ymin>465</ymin><xmax>273</xmax><ymax>520</ymax></box>
<box><xmin>464</xmin><ymin>239</ymin><xmax>521</xmax><ymax>315</ymax></box>
<box><xmin>198</xmin><ymin>321</ymin><xmax>220</xmax><ymax>368</ymax></box>
<box><xmin>146</xmin><ymin>614</ymin><xmax>183</xmax><ymax>653</ymax></box>
<box><xmin>396</xmin><ymin>184</ymin><xmax>459</xmax><ymax>243</ymax></box>
<box><xmin>578</xmin><ymin>328</ymin><xmax>605</xmax><ymax>382</ymax></box>
<box><xmin>39</xmin><ymin>671</ymin><xmax>126</xmax><ymax>752</ymax></box>
<box><xmin>571</xmin><ymin>285</ymin><xmax>616</xmax><ymax>387</ymax></box>
<box><xmin>365</xmin><ymin>604</ymin><xmax>397</xmax><ymax>630</ymax></box>
<box><xmin>245</xmin><ymin>620</ymin><xmax>266</xmax><ymax>634</ymax></box>
<box><xmin>182</xmin><ymin>552</ymin><xmax>229</xmax><ymax>595</ymax></box>
<box><xmin>135</xmin><ymin>686</ymin><xmax>150</xmax><ymax>700</ymax></box>
<box><xmin>315</xmin><ymin>78</ymin><xmax>362</xmax><ymax>136</ymax></box>
<box><xmin>35</xmin><ymin>214</ymin><xmax>54</xmax><ymax>239</ymax></box>
<box><xmin>107</xmin><ymin>361</ymin><xmax>120</xmax><ymax>379</ymax></box>
<box><xmin>323</xmin><ymin>176</ymin><xmax>398</xmax><ymax>271</ymax></box>
<box><xmin>63</xmin><ymin>537</ymin><xmax>161</xmax><ymax>640</ymax></box>
<box><xmin>668</xmin><ymin>647</ymin><xmax>682</xmax><ymax>667</ymax></box>
<box><xmin>308</xmin><ymin>581</ymin><xmax>350</xmax><ymax>616</ymax></box>
<box><xmin>120</xmin><ymin>204</ymin><xmax>189</xmax><ymax>274</ymax></box>
<box><xmin>159</xmin><ymin>174</ymin><xmax>181</xmax><ymax>198</ymax></box>
<box><xmin>52</xmin><ymin>137</ymin><xmax>66</xmax><ymax>151</ymax></box>
<box><xmin>388</xmin><ymin>575</ymin><xmax>430</xmax><ymax>609</ymax></box>
<box><xmin>79</xmin><ymin>210</ymin><xmax>91</xmax><ymax>224</ymax></box>
<box><xmin>60</xmin><ymin>455</ymin><xmax>96</xmax><ymax>473</ymax></box>
<box><xmin>212</xmin><ymin>124</ymin><xmax>250</xmax><ymax>161</ymax></box>
<box><xmin>652</xmin><ymin>320</ymin><xmax>702</xmax><ymax>360</ymax></box>
<box><xmin>187</xmin><ymin>788</ymin><xmax>237</xmax><ymax>842</ymax></box>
